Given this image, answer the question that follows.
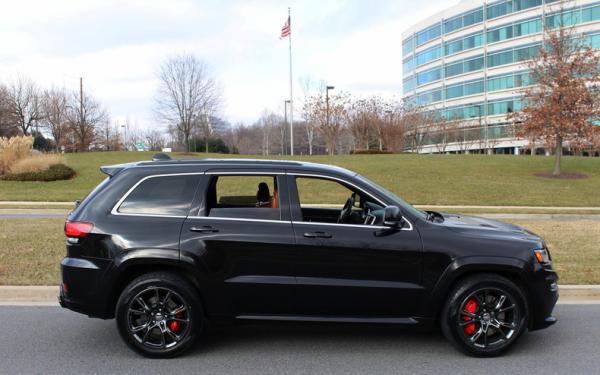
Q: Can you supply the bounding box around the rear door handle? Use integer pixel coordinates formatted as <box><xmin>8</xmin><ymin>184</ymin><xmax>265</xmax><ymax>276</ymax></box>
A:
<box><xmin>189</xmin><ymin>226</ymin><xmax>219</xmax><ymax>233</ymax></box>
<box><xmin>303</xmin><ymin>231</ymin><xmax>332</xmax><ymax>239</ymax></box>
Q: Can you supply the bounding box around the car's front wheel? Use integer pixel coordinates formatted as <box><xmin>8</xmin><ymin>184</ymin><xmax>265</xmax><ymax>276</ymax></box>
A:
<box><xmin>115</xmin><ymin>272</ymin><xmax>202</xmax><ymax>358</ymax></box>
<box><xmin>441</xmin><ymin>274</ymin><xmax>528</xmax><ymax>357</ymax></box>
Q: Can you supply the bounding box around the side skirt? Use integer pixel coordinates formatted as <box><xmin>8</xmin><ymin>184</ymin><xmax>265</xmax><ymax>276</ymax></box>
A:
<box><xmin>235</xmin><ymin>315</ymin><xmax>419</xmax><ymax>324</ymax></box>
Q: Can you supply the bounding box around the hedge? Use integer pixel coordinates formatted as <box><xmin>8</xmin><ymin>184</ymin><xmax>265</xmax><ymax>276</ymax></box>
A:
<box><xmin>1</xmin><ymin>164</ymin><xmax>76</xmax><ymax>182</ymax></box>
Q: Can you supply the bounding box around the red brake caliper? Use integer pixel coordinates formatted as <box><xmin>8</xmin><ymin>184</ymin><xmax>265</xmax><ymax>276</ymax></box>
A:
<box><xmin>462</xmin><ymin>298</ymin><xmax>478</xmax><ymax>336</ymax></box>
<box><xmin>168</xmin><ymin>312</ymin><xmax>183</xmax><ymax>333</ymax></box>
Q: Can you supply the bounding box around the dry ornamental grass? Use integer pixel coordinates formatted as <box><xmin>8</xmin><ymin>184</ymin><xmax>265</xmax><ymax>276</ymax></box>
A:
<box><xmin>9</xmin><ymin>154</ymin><xmax>64</xmax><ymax>174</ymax></box>
<box><xmin>0</xmin><ymin>136</ymin><xmax>33</xmax><ymax>174</ymax></box>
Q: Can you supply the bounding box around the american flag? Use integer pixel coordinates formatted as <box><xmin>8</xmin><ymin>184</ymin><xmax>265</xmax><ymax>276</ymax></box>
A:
<box><xmin>280</xmin><ymin>16</ymin><xmax>291</xmax><ymax>38</ymax></box>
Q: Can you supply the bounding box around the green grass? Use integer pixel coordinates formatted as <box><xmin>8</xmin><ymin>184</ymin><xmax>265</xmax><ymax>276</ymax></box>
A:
<box><xmin>0</xmin><ymin>218</ymin><xmax>596</xmax><ymax>285</ymax></box>
<box><xmin>1</xmin><ymin>151</ymin><xmax>600</xmax><ymax>206</ymax></box>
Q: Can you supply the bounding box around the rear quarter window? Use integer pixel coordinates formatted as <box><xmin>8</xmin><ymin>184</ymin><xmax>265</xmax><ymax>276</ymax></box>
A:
<box><xmin>116</xmin><ymin>175</ymin><xmax>200</xmax><ymax>216</ymax></box>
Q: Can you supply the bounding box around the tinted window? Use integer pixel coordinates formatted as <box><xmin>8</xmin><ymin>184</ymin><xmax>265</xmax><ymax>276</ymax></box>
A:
<box><xmin>205</xmin><ymin>175</ymin><xmax>281</xmax><ymax>220</ymax></box>
<box><xmin>118</xmin><ymin>175</ymin><xmax>199</xmax><ymax>216</ymax></box>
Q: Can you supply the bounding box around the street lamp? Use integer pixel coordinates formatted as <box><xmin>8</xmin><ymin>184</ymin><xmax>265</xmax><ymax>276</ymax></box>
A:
<box><xmin>284</xmin><ymin>100</ymin><xmax>291</xmax><ymax>155</ymax></box>
<box><xmin>121</xmin><ymin>124</ymin><xmax>127</xmax><ymax>151</ymax></box>
<box><xmin>326</xmin><ymin>85</ymin><xmax>335</xmax><ymax>130</ymax></box>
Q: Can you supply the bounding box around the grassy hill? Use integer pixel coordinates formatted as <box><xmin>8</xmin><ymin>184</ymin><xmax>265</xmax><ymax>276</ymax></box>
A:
<box><xmin>1</xmin><ymin>151</ymin><xmax>600</xmax><ymax>206</ymax></box>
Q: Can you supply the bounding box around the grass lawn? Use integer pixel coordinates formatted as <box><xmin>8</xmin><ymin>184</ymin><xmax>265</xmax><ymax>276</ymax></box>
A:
<box><xmin>0</xmin><ymin>218</ymin><xmax>596</xmax><ymax>285</ymax></box>
<box><xmin>1</xmin><ymin>151</ymin><xmax>600</xmax><ymax>206</ymax></box>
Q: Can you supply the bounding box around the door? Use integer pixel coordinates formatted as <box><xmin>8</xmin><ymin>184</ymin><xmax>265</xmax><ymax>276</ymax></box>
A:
<box><xmin>288</xmin><ymin>174</ymin><xmax>423</xmax><ymax>318</ymax></box>
<box><xmin>180</xmin><ymin>171</ymin><xmax>296</xmax><ymax>317</ymax></box>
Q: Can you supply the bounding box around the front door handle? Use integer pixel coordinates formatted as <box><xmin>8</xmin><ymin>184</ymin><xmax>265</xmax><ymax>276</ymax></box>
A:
<box><xmin>189</xmin><ymin>226</ymin><xmax>219</xmax><ymax>233</ymax></box>
<box><xmin>303</xmin><ymin>231</ymin><xmax>332</xmax><ymax>239</ymax></box>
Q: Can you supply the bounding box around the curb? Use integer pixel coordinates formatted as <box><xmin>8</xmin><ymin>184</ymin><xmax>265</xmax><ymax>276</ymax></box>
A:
<box><xmin>0</xmin><ymin>285</ymin><xmax>599</xmax><ymax>305</ymax></box>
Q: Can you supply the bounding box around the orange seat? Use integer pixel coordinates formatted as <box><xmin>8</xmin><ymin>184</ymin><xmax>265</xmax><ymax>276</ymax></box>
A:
<box><xmin>271</xmin><ymin>190</ymin><xmax>279</xmax><ymax>209</ymax></box>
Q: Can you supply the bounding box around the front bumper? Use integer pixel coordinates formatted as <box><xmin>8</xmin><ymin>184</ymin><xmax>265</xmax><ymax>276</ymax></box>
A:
<box><xmin>528</xmin><ymin>270</ymin><xmax>559</xmax><ymax>331</ymax></box>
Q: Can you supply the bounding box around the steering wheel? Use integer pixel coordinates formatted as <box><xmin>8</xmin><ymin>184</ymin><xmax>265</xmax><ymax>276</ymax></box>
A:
<box><xmin>337</xmin><ymin>193</ymin><xmax>356</xmax><ymax>224</ymax></box>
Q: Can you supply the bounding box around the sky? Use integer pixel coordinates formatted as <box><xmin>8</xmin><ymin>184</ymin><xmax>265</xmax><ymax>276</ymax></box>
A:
<box><xmin>0</xmin><ymin>0</ymin><xmax>454</xmax><ymax>130</ymax></box>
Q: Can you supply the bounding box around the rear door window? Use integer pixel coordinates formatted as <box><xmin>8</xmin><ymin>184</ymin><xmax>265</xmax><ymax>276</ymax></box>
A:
<box><xmin>117</xmin><ymin>174</ymin><xmax>200</xmax><ymax>216</ymax></box>
<box><xmin>205</xmin><ymin>175</ymin><xmax>281</xmax><ymax>220</ymax></box>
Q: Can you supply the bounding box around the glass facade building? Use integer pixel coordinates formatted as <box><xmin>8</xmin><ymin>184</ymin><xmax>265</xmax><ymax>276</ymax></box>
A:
<box><xmin>401</xmin><ymin>0</ymin><xmax>600</xmax><ymax>153</ymax></box>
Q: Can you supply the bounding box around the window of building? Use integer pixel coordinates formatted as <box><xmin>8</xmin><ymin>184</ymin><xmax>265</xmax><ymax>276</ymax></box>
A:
<box><xmin>204</xmin><ymin>175</ymin><xmax>281</xmax><ymax>220</ymax></box>
<box><xmin>417</xmin><ymin>89</ymin><xmax>442</xmax><ymax>105</ymax></box>
<box><xmin>117</xmin><ymin>175</ymin><xmax>199</xmax><ymax>216</ymax></box>
<box><xmin>403</xmin><ymin>56</ymin><xmax>415</xmax><ymax>75</ymax></box>
<box><xmin>403</xmin><ymin>36</ymin><xmax>414</xmax><ymax>55</ymax></box>
<box><xmin>416</xmin><ymin>23</ymin><xmax>442</xmax><ymax>46</ymax></box>
<box><xmin>417</xmin><ymin>67</ymin><xmax>441</xmax><ymax>86</ymax></box>
<box><xmin>416</xmin><ymin>44</ymin><xmax>441</xmax><ymax>66</ymax></box>
<box><xmin>403</xmin><ymin>75</ymin><xmax>417</xmax><ymax>93</ymax></box>
<box><xmin>444</xmin><ymin>32</ymin><xmax>483</xmax><ymax>55</ymax></box>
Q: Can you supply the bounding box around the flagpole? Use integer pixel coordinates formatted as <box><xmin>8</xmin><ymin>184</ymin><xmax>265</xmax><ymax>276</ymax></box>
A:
<box><xmin>288</xmin><ymin>7</ymin><xmax>294</xmax><ymax>156</ymax></box>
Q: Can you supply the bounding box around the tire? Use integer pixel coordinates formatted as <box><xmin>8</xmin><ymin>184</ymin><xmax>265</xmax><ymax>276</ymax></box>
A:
<box><xmin>440</xmin><ymin>273</ymin><xmax>528</xmax><ymax>357</ymax></box>
<box><xmin>115</xmin><ymin>272</ymin><xmax>203</xmax><ymax>358</ymax></box>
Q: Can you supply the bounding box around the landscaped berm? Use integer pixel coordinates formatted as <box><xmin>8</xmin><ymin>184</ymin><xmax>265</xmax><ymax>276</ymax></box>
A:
<box><xmin>1</xmin><ymin>151</ymin><xmax>600</xmax><ymax>206</ymax></box>
<box><xmin>0</xmin><ymin>136</ymin><xmax>75</xmax><ymax>182</ymax></box>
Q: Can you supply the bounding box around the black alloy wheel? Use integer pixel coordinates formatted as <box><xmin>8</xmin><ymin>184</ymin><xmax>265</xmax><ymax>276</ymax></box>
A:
<box><xmin>116</xmin><ymin>272</ymin><xmax>202</xmax><ymax>358</ymax></box>
<box><xmin>441</xmin><ymin>274</ymin><xmax>527</xmax><ymax>357</ymax></box>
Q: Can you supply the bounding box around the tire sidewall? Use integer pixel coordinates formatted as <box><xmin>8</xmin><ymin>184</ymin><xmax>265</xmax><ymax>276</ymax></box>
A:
<box><xmin>442</xmin><ymin>276</ymin><xmax>528</xmax><ymax>357</ymax></box>
<box><xmin>116</xmin><ymin>274</ymin><xmax>202</xmax><ymax>358</ymax></box>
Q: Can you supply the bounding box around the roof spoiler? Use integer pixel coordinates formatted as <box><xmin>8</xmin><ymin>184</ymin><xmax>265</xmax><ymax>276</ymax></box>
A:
<box><xmin>100</xmin><ymin>165</ymin><xmax>124</xmax><ymax>177</ymax></box>
<box><xmin>152</xmin><ymin>153</ymin><xmax>172</xmax><ymax>161</ymax></box>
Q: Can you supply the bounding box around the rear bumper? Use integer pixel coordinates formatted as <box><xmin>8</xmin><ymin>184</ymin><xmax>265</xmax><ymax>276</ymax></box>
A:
<box><xmin>59</xmin><ymin>257</ymin><xmax>113</xmax><ymax>319</ymax></box>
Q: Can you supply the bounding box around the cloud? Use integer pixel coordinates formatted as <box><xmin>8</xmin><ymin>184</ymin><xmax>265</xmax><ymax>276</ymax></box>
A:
<box><xmin>0</xmin><ymin>0</ymin><xmax>455</xmax><ymax>128</ymax></box>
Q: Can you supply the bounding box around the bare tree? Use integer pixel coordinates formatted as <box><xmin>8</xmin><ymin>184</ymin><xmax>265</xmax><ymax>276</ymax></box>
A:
<box><xmin>510</xmin><ymin>3</ymin><xmax>600</xmax><ymax>175</ymax></box>
<box><xmin>41</xmin><ymin>88</ymin><xmax>69</xmax><ymax>151</ymax></box>
<box><xmin>145</xmin><ymin>129</ymin><xmax>166</xmax><ymax>151</ymax></box>
<box><xmin>6</xmin><ymin>75</ymin><xmax>43</xmax><ymax>135</ymax></box>
<box><xmin>67</xmin><ymin>90</ymin><xmax>109</xmax><ymax>151</ymax></box>
<box><xmin>299</xmin><ymin>76</ymin><xmax>323</xmax><ymax>155</ymax></box>
<box><xmin>347</xmin><ymin>97</ymin><xmax>373</xmax><ymax>151</ymax></box>
<box><xmin>402</xmin><ymin>106</ymin><xmax>431</xmax><ymax>153</ymax></box>
<box><xmin>257</xmin><ymin>110</ymin><xmax>280</xmax><ymax>156</ymax></box>
<box><xmin>0</xmin><ymin>84</ymin><xmax>15</xmax><ymax>137</ymax></box>
<box><xmin>305</xmin><ymin>91</ymin><xmax>349</xmax><ymax>155</ymax></box>
<box><xmin>155</xmin><ymin>54</ymin><xmax>222</xmax><ymax>152</ymax></box>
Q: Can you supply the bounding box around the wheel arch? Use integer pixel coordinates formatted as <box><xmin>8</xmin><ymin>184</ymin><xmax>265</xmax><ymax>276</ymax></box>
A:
<box><xmin>426</xmin><ymin>256</ymin><xmax>531</xmax><ymax>321</ymax></box>
<box><xmin>105</xmin><ymin>258</ymin><xmax>207</xmax><ymax>319</ymax></box>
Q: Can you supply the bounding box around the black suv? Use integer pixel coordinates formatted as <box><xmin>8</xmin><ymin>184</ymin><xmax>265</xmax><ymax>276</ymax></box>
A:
<box><xmin>60</xmin><ymin>156</ymin><xmax>558</xmax><ymax>357</ymax></box>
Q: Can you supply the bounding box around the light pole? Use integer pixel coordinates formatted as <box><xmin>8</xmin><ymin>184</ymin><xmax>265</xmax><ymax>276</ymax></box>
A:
<box><xmin>284</xmin><ymin>100</ymin><xmax>291</xmax><ymax>155</ymax></box>
<box><xmin>326</xmin><ymin>85</ymin><xmax>335</xmax><ymax>130</ymax></box>
<box><xmin>121</xmin><ymin>124</ymin><xmax>127</xmax><ymax>151</ymax></box>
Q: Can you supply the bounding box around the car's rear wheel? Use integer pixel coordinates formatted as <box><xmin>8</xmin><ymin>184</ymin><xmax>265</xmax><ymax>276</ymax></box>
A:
<box><xmin>441</xmin><ymin>274</ymin><xmax>527</xmax><ymax>357</ymax></box>
<box><xmin>116</xmin><ymin>272</ymin><xmax>202</xmax><ymax>358</ymax></box>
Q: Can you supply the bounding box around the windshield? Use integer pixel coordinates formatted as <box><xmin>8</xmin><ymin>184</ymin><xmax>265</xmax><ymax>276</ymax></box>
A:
<box><xmin>355</xmin><ymin>174</ymin><xmax>427</xmax><ymax>220</ymax></box>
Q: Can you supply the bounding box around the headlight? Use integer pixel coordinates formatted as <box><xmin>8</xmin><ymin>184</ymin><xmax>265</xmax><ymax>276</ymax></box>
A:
<box><xmin>534</xmin><ymin>248</ymin><xmax>551</xmax><ymax>265</ymax></box>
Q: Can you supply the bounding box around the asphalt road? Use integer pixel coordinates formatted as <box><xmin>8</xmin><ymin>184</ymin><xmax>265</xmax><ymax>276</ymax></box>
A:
<box><xmin>0</xmin><ymin>305</ymin><xmax>598</xmax><ymax>375</ymax></box>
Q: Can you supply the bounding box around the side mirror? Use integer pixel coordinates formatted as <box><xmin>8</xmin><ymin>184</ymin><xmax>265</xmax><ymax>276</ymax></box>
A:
<box><xmin>383</xmin><ymin>205</ymin><xmax>405</xmax><ymax>228</ymax></box>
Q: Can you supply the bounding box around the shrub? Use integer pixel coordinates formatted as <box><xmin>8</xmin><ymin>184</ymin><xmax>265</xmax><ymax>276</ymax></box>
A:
<box><xmin>350</xmin><ymin>149</ymin><xmax>394</xmax><ymax>155</ymax></box>
<box><xmin>1</xmin><ymin>163</ymin><xmax>75</xmax><ymax>182</ymax></box>
<box><xmin>0</xmin><ymin>136</ymin><xmax>33</xmax><ymax>174</ymax></box>
<box><xmin>9</xmin><ymin>154</ymin><xmax>64</xmax><ymax>174</ymax></box>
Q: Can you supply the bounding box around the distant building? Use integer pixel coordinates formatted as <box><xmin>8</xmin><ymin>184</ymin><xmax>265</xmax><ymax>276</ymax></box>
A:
<box><xmin>402</xmin><ymin>0</ymin><xmax>600</xmax><ymax>154</ymax></box>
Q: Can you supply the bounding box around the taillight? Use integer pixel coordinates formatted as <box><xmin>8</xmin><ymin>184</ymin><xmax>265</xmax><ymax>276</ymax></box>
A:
<box><xmin>64</xmin><ymin>221</ymin><xmax>94</xmax><ymax>238</ymax></box>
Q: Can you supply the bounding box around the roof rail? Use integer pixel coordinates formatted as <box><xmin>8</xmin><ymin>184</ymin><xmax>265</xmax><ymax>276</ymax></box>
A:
<box><xmin>152</xmin><ymin>153</ymin><xmax>172</xmax><ymax>161</ymax></box>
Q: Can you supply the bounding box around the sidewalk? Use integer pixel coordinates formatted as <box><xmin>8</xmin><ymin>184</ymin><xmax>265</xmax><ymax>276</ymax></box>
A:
<box><xmin>1</xmin><ymin>285</ymin><xmax>598</xmax><ymax>306</ymax></box>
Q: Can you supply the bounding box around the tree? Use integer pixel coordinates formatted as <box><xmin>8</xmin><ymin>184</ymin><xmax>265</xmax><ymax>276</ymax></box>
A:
<box><xmin>402</xmin><ymin>106</ymin><xmax>431</xmax><ymax>153</ymax></box>
<box><xmin>257</xmin><ymin>110</ymin><xmax>280</xmax><ymax>156</ymax></box>
<box><xmin>305</xmin><ymin>92</ymin><xmax>349</xmax><ymax>155</ymax></box>
<box><xmin>155</xmin><ymin>54</ymin><xmax>222</xmax><ymax>152</ymax></box>
<box><xmin>0</xmin><ymin>84</ymin><xmax>15</xmax><ymax>137</ymax></box>
<box><xmin>145</xmin><ymin>129</ymin><xmax>166</xmax><ymax>151</ymax></box>
<box><xmin>67</xmin><ymin>90</ymin><xmax>109</xmax><ymax>152</ymax></box>
<box><xmin>41</xmin><ymin>88</ymin><xmax>69</xmax><ymax>151</ymax></box>
<box><xmin>347</xmin><ymin>97</ymin><xmax>374</xmax><ymax>151</ymax></box>
<box><xmin>6</xmin><ymin>75</ymin><xmax>43</xmax><ymax>135</ymax></box>
<box><xmin>510</xmin><ymin>14</ymin><xmax>600</xmax><ymax>175</ymax></box>
<box><xmin>299</xmin><ymin>76</ymin><xmax>322</xmax><ymax>155</ymax></box>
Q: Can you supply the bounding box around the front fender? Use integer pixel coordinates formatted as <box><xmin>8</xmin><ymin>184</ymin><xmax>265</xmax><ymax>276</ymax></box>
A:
<box><xmin>422</xmin><ymin>255</ymin><xmax>528</xmax><ymax>318</ymax></box>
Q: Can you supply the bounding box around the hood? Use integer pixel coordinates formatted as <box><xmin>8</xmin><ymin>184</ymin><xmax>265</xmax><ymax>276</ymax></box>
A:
<box><xmin>438</xmin><ymin>213</ymin><xmax>544</xmax><ymax>245</ymax></box>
